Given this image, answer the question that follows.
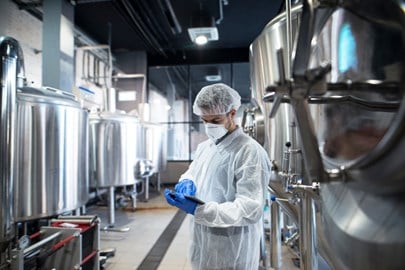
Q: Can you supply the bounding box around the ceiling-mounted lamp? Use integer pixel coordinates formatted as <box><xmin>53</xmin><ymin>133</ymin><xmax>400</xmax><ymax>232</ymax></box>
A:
<box><xmin>205</xmin><ymin>67</ymin><xmax>222</xmax><ymax>82</ymax></box>
<box><xmin>188</xmin><ymin>11</ymin><xmax>218</xmax><ymax>46</ymax></box>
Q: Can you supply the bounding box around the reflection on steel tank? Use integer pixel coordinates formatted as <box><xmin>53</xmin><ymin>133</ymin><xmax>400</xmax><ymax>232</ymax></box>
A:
<box><xmin>89</xmin><ymin>111</ymin><xmax>145</xmax><ymax>188</ymax></box>
<box><xmin>250</xmin><ymin>1</ymin><xmax>405</xmax><ymax>270</ymax></box>
<box><xmin>249</xmin><ymin>4</ymin><xmax>303</xmax><ymax>168</ymax></box>
<box><xmin>14</xmin><ymin>86</ymin><xmax>89</xmax><ymax>221</ymax></box>
<box><xmin>1</xmin><ymin>35</ymin><xmax>90</xmax><ymax>236</ymax></box>
<box><xmin>0</xmin><ymin>36</ymin><xmax>22</xmax><ymax>251</ymax></box>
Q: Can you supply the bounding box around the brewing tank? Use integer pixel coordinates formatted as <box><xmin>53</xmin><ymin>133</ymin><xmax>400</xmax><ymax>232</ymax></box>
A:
<box><xmin>249</xmin><ymin>5</ymin><xmax>302</xmax><ymax>165</ymax></box>
<box><xmin>143</xmin><ymin>122</ymin><xmax>167</xmax><ymax>173</ymax></box>
<box><xmin>250</xmin><ymin>1</ymin><xmax>405</xmax><ymax>269</ymax></box>
<box><xmin>89</xmin><ymin>112</ymin><xmax>145</xmax><ymax>188</ymax></box>
<box><xmin>14</xmin><ymin>86</ymin><xmax>89</xmax><ymax>221</ymax></box>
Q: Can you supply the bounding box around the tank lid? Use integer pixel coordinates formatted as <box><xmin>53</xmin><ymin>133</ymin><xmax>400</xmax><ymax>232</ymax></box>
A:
<box><xmin>17</xmin><ymin>86</ymin><xmax>80</xmax><ymax>107</ymax></box>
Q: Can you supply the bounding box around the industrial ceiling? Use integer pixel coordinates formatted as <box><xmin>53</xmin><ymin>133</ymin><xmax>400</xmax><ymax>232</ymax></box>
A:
<box><xmin>13</xmin><ymin>0</ymin><xmax>286</xmax><ymax>103</ymax></box>
<box><xmin>73</xmin><ymin>0</ymin><xmax>284</xmax><ymax>66</ymax></box>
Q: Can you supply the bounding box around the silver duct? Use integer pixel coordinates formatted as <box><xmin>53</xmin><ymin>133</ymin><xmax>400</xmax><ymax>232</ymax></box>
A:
<box><xmin>0</xmin><ymin>36</ymin><xmax>25</xmax><ymax>251</ymax></box>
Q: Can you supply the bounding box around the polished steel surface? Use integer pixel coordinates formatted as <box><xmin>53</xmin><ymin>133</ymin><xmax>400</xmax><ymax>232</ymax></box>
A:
<box><xmin>14</xmin><ymin>86</ymin><xmax>89</xmax><ymax>221</ymax></box>
<box><xmin>143</xmin><ymin>122</ymin><xmax>167</xmax><ymax>173</ymax></box>
<box><xmin>0</xmin><ymin>36</ymin><xmax>21</xmax><ymax>250</ymax></box>
<box><xmin>89</xmin><ymin>112</ymin><xmax>144</xmax><ymax>187</ymax></box>
<box><xmin>298</xmin><ymin>192</ymin><xmax>318</xmax><ymax>270</ymax></box>
<box><xmin>308</xmin><ymin>7</ymin><xmax>401</xmax><ymax>162</ymax></box>
<box><xmin>311</xmin><ymin>2</ymin><xmax>405</xmax><ymax>268</ymax></box>
<box><xmin>251</xmin><ymin>0</ymin><xmax>405</xmax><ymax>269</ymax></box>
<box><xmin>241</xmin><ymin>101</ymin><xmax>265</xmax><ymax>146</ymax></box>
<box><xmin>249</xmin><ymin>5</ymin><xmax>302</xmax><ymax>164</ymax></box>
<box><xmin>270</xmin><ymin>200</ymin><xmax>282</xmax><ymax>270</ymax></box>
<box><xmin>250</xmin><ymin>6</ymin><xmax>325</xmax><ymax>269</ymax></box>
<box><xmin>321</xmin><ymin>183</ymin><xmax>405</xmax><ymax>270</ymax></box>
<box><xmin>308</xmin><ymin>3</ymin><xmax>405</xmax><ymax>194</ymax></box>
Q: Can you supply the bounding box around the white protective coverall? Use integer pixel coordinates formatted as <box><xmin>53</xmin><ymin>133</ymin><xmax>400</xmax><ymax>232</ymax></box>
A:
<box><xmin>181</xmin><ymin>127</ymin><xmax>271</xmax><ymax>270</ymax></box>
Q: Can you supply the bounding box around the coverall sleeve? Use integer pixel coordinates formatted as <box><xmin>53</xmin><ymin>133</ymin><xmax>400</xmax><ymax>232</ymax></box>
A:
<box><xmin>194</xmin><ymin>144</ymin><xmax>270</xmax><ymax>227</ymax></box>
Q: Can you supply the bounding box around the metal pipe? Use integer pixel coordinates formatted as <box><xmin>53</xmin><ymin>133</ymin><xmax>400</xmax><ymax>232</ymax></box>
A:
<box><xmin>108</xmin><ymin>186</ymin><xmax>115</xmax><ymax>226</ymax></box>
<box><xmin>106</xmin><ymin>87</ymin><xmax>116</xmax><ymax>112</ymax></box>
<box><xmin>285</xmin><ymin>0</ymin><xmax>292</xmax><ymax>79</ymax></box>
<box><xmin>117</xmin><ymin>0</ymin><xmax>167</xmax><ymax>57</ymax></box>
<box><xmin>291</xmin><ymin>99</ymin><xmax>327</xmax><ymax>184</ymax></box>
<box><xmin>23</xmin><ymin>232</ymin><xmax>61</xmax><ymax>255</ymax></box>
<box><xmin>270</xmin><ymin>201</ymin><xmax>282</xmax><ymax>269</ymax></box>
<box><xmin>216</xmin><ymin>0</ymin><xmax>224</xmax><ymax>25</ymax></box>
<box><xmin>0</xmin><ymin>36</ymin><xmax>24</xmax><ymax>252</ymax></box>
<box><xmin>268</xmin><ymin>183</ymin><xmax>299</xmax><ymax>225</ymax></box>
<box><xmin>161</xmin><ymin>0</ymin><xmax>182</xmax><ymax>34</ymax></box>
<box><xmin>298</xmin><ymin>192</ymin><xmax>318</xmax><ymax>270</ymax></box>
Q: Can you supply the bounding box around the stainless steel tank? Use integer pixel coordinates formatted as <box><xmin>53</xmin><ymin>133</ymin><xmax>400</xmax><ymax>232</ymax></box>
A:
<box><xmin>143</xmin><ymin>122</ymin><xmax>167</xmax><ymax>173</ymax></box>
<box><xmin>307</xmin><ymin>5</ymin><xmax>404</xmax><ymax>194</ymax></box>
<box><xmin>249</xmin><ymin>4</ymin><xmax>302</xmax><ymax>167</ymax></box>
<box><xmin>305</xmin><ymin>2</ymin><xmax>405</xmax><ymax>269</ymax></box>
<box><xmin>89</xmin><ymin>112</ymin><xmax>144</xmax><ymax>188</ymax></box>
<box><xmin>251</xmin><ymin>1</ymin><xmax>405</xmax><ymax>269</ymax></box>
<box><xmin>14</xmin><ymin>86</ymin><xmax>89</xmax><ymax>221</ymax></box>
<box><xmin>249</xmin><ymin>4</ymin><xmax>303</xmax><ymax>220</ymax></box>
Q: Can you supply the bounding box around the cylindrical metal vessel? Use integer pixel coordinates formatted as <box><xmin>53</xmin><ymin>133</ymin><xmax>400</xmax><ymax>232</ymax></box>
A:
<box><xmin>14</xmin><ymin>86</ymin><xmax>89</xmax><ymax>221</ymax></box>
<box><xmin>308</xmin><ymin>5</ymin><xmax>404</xmax><ymax>194</ymax></box>
<box><xmin>89</xmin><ymin>112</ymin><xmax>144</xmax><ymax>188</ymax></box>
<box><xmin>250</xmin><ymin>6</ymin><xmax>321</xmax><ymax>269</ymax></box>
<box><xmin>0</xmin><ymin>36</ymin><xmax>22</xmax><ymax>250</ymax></box>
<box><xmin>143</xmin><ymin>122</ymin><xmax>167</xmax><ymax>173</ymax></box>
<box><xmin>251</xmin><ymin>1</ymin><xmax>405</xmax><ymax>269</ymax></box>
<box><xmin>249</xmin><ymin>5</ymin><xmax>302</xmax><ymax>168</ymax></box>
<box><xmin>307</xmin><ymin>3</ymin><xmax>405</xmax><ymax>269</ymax></box>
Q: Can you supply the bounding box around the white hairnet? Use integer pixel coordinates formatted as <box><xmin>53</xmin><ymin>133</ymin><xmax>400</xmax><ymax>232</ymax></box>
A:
<box><xmin>193</xmin><ymin>83</ymin><xmax>241</xmax><ymax>116</ymax></box>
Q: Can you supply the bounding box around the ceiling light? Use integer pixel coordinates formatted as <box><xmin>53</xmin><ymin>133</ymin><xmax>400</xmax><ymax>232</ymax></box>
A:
<box><xmin>205</xmin><ymin>74</ymin><xmax>221</xmax><ymax>81</ymax></box>
<box><xmin>205</xmin><ymin>67</ymin><xmax>221</xmax><ymax>81</ymax></box>
<box><xmin>195</xmin><ymin>35</ymin><xmax>208</xmax><ymax>45</ymax></box>
<box><xmin>188</xmin><ymin>13</ymin><xmax>218</xmax><ymax>45</ymax></box>
<box><xmin>188</xmin><ymin>27</ymin><xmax>218</xmax><ymax>45</ymax></box>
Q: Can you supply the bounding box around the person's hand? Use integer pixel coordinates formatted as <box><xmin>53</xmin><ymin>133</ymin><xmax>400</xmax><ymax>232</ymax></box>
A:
<box><xmin>164</xmin><ymin>189</ymin><xmax>197</xmax><ymax>215</ymax></box>
<box><xmin>175</xmin><ymin>179</ymin><xmax>196</xmax><ymax>196</ymax></box>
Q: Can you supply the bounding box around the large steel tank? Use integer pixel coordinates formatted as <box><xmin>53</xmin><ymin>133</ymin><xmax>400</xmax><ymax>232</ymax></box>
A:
<box><xmin>14</xmin><ymin>86</ymin><xmax>89</xmax><ymax>221</ymax></box>
<box><xmin>143</xmin><ymin>122</ymin><xmax>167</xmax><ymax>173</ymax></box>
<box><xmin>89</xmin><ymin>112</ymin><xmax>145</xmax><ymax>188</ymax></box>
<box><xmin>249</xmin><ymin>4</ymin><xmax>302</xmax><ymax>170</ymax></box>
<box><xmin>249</xmin><ymin>5</ymin><xmax>325</xmax><ymax>270</ymax></box>
<box><xmin>249</xmin><ymin>4</ymin><xmax>303</xmax><ymax>211</ymax></box>
<box><xmin>251</xmin><ymin>1</ymin><xmax>405</xmax><ymax>269</ymax></box>
<box><xmin>305</xmin><ymin>2</ymin><xmax>405</xmax><ymax>269</ymax></box>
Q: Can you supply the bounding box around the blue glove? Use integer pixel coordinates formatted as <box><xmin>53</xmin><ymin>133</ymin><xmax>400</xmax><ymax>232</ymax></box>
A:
<box><xmin>175</xmin><ymin>179</ymin><xmax>196</xmax><ymax>196</ymax></box>
<box><xmin>164</xmin><ymin>189</ymin><xmax>197</xmax><ymax>215</ymax></box>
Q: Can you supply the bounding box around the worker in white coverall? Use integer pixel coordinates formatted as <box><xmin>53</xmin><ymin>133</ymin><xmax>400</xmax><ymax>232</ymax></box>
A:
<box><xmin>164</xmin><ymin>83</ymin><xmax>271</xmax><ymax>270</ymax></box>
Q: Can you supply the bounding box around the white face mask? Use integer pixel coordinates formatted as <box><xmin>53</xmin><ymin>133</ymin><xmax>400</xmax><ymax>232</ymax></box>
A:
<box><xmin>205</xmin><ymin>123</ymin><xmax>228</xmax><ymax>141</ymax></box>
